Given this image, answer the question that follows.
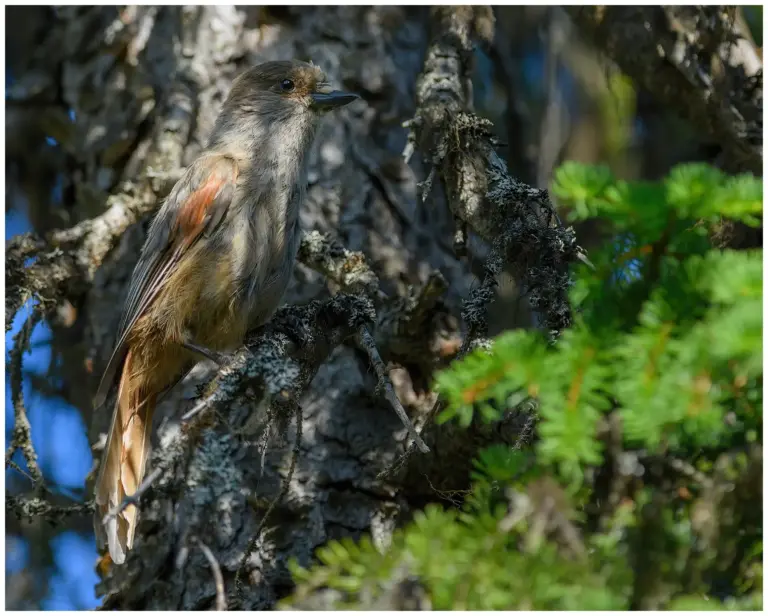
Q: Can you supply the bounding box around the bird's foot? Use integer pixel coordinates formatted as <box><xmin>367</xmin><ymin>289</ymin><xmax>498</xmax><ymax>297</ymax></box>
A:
<box><xmin>182</xmin><ymin>338</ymin><xmax>228</xmax><ymax>366</ymax></box>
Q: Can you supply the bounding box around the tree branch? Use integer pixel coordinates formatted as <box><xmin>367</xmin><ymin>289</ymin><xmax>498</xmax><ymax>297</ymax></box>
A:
<box><xmin>6</xmin><ymin>310</ymin><xmax>45</xmax><ymax>488</ymax></box>
<box><xmin>567</xmin><ymin>6</ymin><xmax>762</xmax><ymax>174</ymax></box>
<box><xmin>298</xmin><ymin>230</ymin><xmax>383</xmax><ymax>299</ymax></box>
<box><xmin>411</xmin><ymin>6</ymin><xmax>584</xmax><ymax>340</ymax></box>
<box><xmin>355</xmin><ymin>326</ymin><xmax>429</xmax><ymax>453</ymax></box>
<box><xmin>6</xmin><ymin>494</ymin><xmax>95</xmax><ymax>523</ymax></box>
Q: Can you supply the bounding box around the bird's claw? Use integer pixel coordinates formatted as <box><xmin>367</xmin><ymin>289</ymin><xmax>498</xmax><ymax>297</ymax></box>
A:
<box><xmin>182</xmin><ymin>339</ymin><xmax>228</xmax><ymax>366</ymax></box>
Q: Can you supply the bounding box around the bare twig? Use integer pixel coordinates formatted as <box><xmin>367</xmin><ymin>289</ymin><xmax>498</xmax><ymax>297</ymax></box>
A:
<box><xmin>377</xmin><ymin>398</ymin><xmax>444</xmax><ymax>480</ymax></box>
<box><xmin>5</xmin><ymin>183</ymin><xmax>165</xmax><ymax>330</ymax></box>
<box><xmin>6</xmin><ymin>494</ymin><xmax>95</xmax><ymax>521</ymax></box>
<box><xmin>5</xmin><ymin>309</ymin><xmax>103</xmax><ymax>525</ymax></box>
<box><xmin>356</xmin><ymin>325</ymin><xmax>429</xmax><ymax>454</ymax></box>
<box><xmin>196</xmin><ymin>538</ymin><xmax>227</xmax><ymax>611</ymax></box>
<box><xmin>6</xmin><ymin>458</ymin><xmax>37</xmax><ymax>485</ymax></box>
<box><xmin>255</xmin><ymin>422</ymin><xmax>272</xmax><ymax>486</ymax></box>
<box><xmin>424</xmin><ymin>473</ymin><xmax>471</xmax><ymax>508</ymax></box>
<box><xmin>101</xmin><ymin>467</ymin><xmax>163</xmax><ymax>527</ymax></box>
<box><xmin>576</xmin><ymin>251</ymin><xmax>597</xmax><ymax>271</ymax></box>
<box><xmin>181</xmin><ymin>395</ymin><xmax>215</xmax><ymax>423</ymax></box>
<box><xmin>6</xmin><ymin>309</ymin><xmax>45</xmax><ymax>489</ymax></box>
<box><xmin>401</xmin><ymin>117</ymin><xmax>421</xmax><ymax>164</ymax></box>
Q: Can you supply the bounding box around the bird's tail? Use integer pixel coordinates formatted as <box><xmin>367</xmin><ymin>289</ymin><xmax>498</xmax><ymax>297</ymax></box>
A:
<box><xmin>94</xmin><ymin>349</ymin><xmax>156</xmax><ymax>565</ymax></box>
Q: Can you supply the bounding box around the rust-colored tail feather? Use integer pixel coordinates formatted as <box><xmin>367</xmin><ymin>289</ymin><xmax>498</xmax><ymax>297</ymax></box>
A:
<box><xmin>94</xmin><ymin>350</ymin><xmax>156</xmax><ymax>564</ymax></box>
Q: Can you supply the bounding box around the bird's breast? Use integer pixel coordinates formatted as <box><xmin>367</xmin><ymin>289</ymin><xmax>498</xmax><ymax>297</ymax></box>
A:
<box><xmin>226</xmin><ymin>179</ymin><xmax>303</xmax><ymax>328</ymax></box>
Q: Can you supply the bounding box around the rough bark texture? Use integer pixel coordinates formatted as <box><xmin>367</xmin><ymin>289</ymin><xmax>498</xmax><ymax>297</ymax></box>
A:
<box><xmin>5</xmin><ymin>5</ymin><xmax>761</xmax><ymax>610</ymax></box>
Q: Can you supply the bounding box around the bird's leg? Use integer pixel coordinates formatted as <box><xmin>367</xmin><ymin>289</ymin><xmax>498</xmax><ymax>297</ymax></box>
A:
<box><xmin>181</xmin><ymin>334</ymin><xmax>228</xmax><ymax>366</ymax></box>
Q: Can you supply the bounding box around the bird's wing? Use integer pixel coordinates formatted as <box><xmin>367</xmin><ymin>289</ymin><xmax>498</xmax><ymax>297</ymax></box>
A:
<box><xmin>94</xmin><ymin>154</ymin><xmax>239</xmax><ymax>407</ymax></box>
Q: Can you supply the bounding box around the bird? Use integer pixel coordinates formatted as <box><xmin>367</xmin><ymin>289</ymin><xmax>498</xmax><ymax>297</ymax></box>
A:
<box><xmin>93</xmin><ymin>60</ymin><xmax>359</xmax><ymax>565</ymax></box>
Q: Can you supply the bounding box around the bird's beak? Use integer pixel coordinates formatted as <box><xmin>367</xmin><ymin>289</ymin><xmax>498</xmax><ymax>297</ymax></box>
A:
<box><xmin>310</xmin><ymin>90</ymin><xmax>360</xmax><ymax>110</ymax></box>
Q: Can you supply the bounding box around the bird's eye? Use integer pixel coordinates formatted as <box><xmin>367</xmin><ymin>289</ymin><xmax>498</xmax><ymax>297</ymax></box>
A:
<box><xmin>281</xmin><ymin>79</ymin><xmax>295</xmax><ymax>92</ymax></box>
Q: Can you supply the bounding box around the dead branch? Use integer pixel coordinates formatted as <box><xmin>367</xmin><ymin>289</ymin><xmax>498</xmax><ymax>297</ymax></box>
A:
<box><xmin>102</xmin><ymin>468</ymin><xmax>164</xmax><ymax>528</ymax></box>
<box><xmin>355</xmin><ymin>325</ymin><xmax>429</xmax><ymax>453</ymax></box>
<box><xmin>411</xmin><ymin>6</ymin><xmax>584</xmax><ymax>341</ymax></box>
<box><xmin>6</xmin><ymin>494</ymin><xmax>95</xmax><ymax>522</ymax></box>
<box><xmin>6</xmin><ymin>310</ymin><xmax>45</xmax><ymax>488</ymax></box>
<box><xmin>374</xmin><ymin>6</ymin><xmax>576</xmax><ymax>479</ymax></box>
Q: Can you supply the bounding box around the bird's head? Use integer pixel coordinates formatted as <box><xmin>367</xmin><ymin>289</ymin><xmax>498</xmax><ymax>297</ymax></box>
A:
<box><xmin>224</xmin><ymin>60</ymin><xmax>359</xmax><ymax>121</ymax></box>
<box><xmin>209</xmin><ymin>60</ymin><xmax>358</xmax><ymax>163</ymax></box>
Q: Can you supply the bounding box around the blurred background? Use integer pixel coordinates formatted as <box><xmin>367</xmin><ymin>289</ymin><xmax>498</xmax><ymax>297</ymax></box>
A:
<box><xmin>5</xmin><ymin>5</ymin><xmax>762</xmax><ymax>610</ymax></box>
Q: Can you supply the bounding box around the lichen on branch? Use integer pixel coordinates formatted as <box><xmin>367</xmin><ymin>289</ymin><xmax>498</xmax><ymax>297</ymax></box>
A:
<box><xmin>409</xmin><ymin>6</ymin><xmax>585</xmax><ymax>340</ymax></box>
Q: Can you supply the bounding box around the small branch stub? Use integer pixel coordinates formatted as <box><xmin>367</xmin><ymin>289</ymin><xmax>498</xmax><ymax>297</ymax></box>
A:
<box><xmin>356</xmin><ymin>325</ymin><xmax>430</xmax><ymax>454</ymax></box>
